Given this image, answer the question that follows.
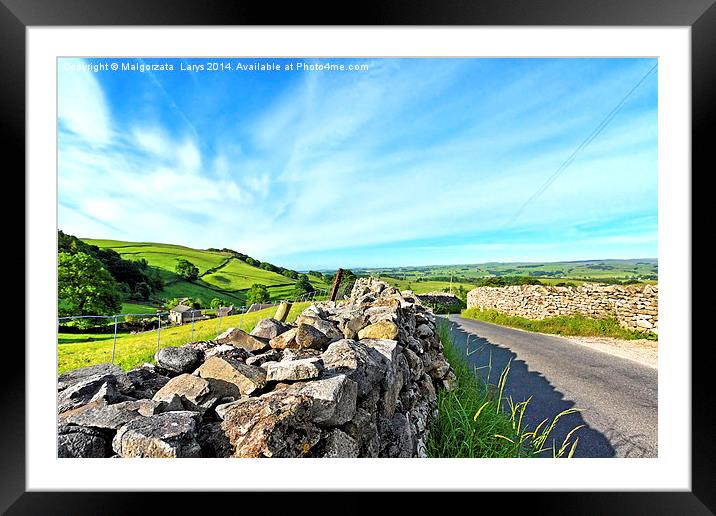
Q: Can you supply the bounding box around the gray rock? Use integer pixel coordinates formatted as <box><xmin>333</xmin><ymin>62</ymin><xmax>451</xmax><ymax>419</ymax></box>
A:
<box><xmin>122</xmin><ymin>366</ymin><xmax>171</xmax><ymax>399</ymax></box>
<box><xmin>320</xmin><ymin>339</ymin><xmax>386</xmax><ymax>398</ymax></box>
<box><xmin>220</xmin><ymin>391</ymin><xmax>321</xmax><ymax>457</ymax></box>
<box><xmin>245</xmin><ymin>349</ymin><xmax>283</xmax><ymax>367</ymax></box>
<box><xmin>152</xmin><ymin>374</ymin><xmax>220</xmax><ymax>413</ymax></box>
<box><xmin>285</xmin><ymin>374</ymin><xmax>357</xmax><ymax>426</ymax></box>
<box><xmin>58</xmin><ymin>424</ymin><xmax>110</xmax><ymax>458</ymax></box>
<box><xmin>57</xmin><ymin>374</ymin><xmax>118</xmax><ymax>414</ymax></box>
<box><xmin>194</xmin><ymin>356</ymin><xmax>267</xmax><ymax>398</ymax></box>
<box><xmin>264</xmin><ymin>358</ymin><xmax>323</xmax><ymax>382</ymax></box>
<box><xmin>379</xmin><ymin>412</ymin><xmax>415</xmax><ymax>458</ymax></box>
<box><xmin>314</xmin><ymin>429</ymin><xmax>359</xmax><ymax>458</ymax></box>
<box><xmin>216</xmin><ymin>328</ymin><xmax>270</xmax><ymax>352</ymax></box>
<box><xmin>281</xmin><ymin>348</ymin><xmax>322</xmax><ymax>361</ymax></box>
<box><xmin>61</xmin><ymin>399</ymin><xmax>164</xmax><ymax>430</ymax></box>
<box><xmin>203</xmin><ymin>344</ymin><xmax>251</xmax><ymax>363</ymax></box>
<box><xmin>113</xmin><ymin>411</ymin><xmax>202</xmax><ymax>458</ymax></box>
<box><xmin>57</xmin><ymin>363</ymin><xmax>124</xmax><ymax>392</ymax></box>
<box><xmin>342</xmin><ymin>315</ymin><xmax>367</xmax><ymax>340</ymax></box>
<box><xmin>295</xmin><ymin>324</ymin><xmax>330</xmax><ymax>350</ymax></box>
<box><xmin>296</xmin><ymin>315</ymin><xmax>343</xmax><ymax>339</ymax></box>
<box><xmin>154</xmin><ymin>346</ymin><xmax>203</xmax><ymax>374</ymax></box>
<box><xmin>250</xmin><ymin>318</ymin><xmax>292</xmax><ymax>339</ymax></box>
<box><xmin>416</xmin><ymin>323</ymin><xmax>434</xmax><ymax>337</ymax></box>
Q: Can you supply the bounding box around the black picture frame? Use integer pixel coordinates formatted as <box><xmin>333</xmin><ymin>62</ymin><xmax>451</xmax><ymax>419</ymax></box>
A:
<box><xmin>3</xmin><ymin>0</ymin><xmax>709</xmax><ymax>513</ymax></box>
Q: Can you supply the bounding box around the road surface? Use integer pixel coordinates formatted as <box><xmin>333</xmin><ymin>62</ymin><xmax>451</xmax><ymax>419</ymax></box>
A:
<box><xmin>442</xmin><ymin>314</ymin><xmax>658</xmax><ymax>458</ymax></box>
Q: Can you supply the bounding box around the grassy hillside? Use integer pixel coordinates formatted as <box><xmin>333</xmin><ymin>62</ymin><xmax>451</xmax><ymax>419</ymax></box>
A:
<box><xmin>82</xmin><ymin>239</ymin><xmax>329</xmax><ymax>306</ymax></box>
<box><xmin>201</xmin><ymin>257</ymin><xmax>293</xmax><ymax>289</ymax></box>
<box><xmin>58</xmin><ymin>302</ymin><xmax>311</xmax><ymax>373</ymax></box>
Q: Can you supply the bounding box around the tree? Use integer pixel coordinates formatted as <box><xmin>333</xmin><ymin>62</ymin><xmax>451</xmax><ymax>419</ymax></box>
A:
<box><xmin>246</xmin><ymin>284</ymin><xmax>270</xmax><ymax>305</ymax></box>
<box><xmin>210</xmin><ymin>297</ymin><xmax>225</xmax><ymax>309</ymax></box>
<box><xmin>175</xmin><ymin>259</ymin><xmax>199</xmax><ymax>281</ymax></box>
<box><xmin>291</xmin><ymin>276</ymin><xmax>315</xmax><ymax>298</ymax></box>
<box><xmin>58</xmin><ymin>251</ymin><xmax>121</xmax><ymax>317</ymax></box>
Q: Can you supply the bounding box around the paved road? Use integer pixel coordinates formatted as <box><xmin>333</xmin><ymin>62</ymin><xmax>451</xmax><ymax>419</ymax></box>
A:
<box><xmin>442</xmin><ymin>314</ymin><xmax>658</xmax><ymax>458</ymax></box>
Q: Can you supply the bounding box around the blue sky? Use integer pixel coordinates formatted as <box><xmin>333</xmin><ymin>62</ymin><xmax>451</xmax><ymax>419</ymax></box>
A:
<box><xmin>58</xmin><ymin>57</ymin><xmax>657</xmax><ymax>270</ymax></box>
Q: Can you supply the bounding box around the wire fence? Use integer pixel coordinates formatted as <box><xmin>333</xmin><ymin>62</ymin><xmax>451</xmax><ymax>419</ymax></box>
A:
<box><xmin>58</xmin><ymin>287</ymin><xmax>333</xmax><ymax>366</ymax></box>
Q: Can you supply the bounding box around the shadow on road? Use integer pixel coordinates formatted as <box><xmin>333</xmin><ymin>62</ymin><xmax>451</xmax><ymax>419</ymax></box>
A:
<box><xmin>444</xmin><ymin>318</ymin><xmax>617</xmax><ymax>458</ymax></box>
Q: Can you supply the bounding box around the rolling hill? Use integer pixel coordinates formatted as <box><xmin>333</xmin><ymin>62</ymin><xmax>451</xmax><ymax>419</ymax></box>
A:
<box><xmin>82</xmin><ymin>239</ymin><xmax>330</xmax><ymax>307</ymax></box>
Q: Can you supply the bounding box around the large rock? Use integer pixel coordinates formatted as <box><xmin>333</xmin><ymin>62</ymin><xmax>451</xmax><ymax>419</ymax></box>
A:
<box><xmin>264</xmin><ymin>358</ymin><xmax>323</xmax><ymax>382</ymax></box>
<box><xmin>357</xmin><ymin>320</ymin><xmax>399</xmax><ymax>340</ymax></box>
<box><xmin>295</xmin><ymin>324</ymin><xmax>330</xmax><ymax>350</ymax></box>
<box><xmin>203</xmin><ymin>344</ymin><xmax>252</xmax><ymax>363</ymax></box>
<box><xmin>61</xmin><ymin>399</ymin><xmax>164</xmax><ymax>430</ymax></box>
<box><xmin>154</xmin><ymin>346</ymin><xmax>202</xmax><ymax>374</ymax></box>
<box><xmin>112</xmin><ymin>411</ymin><xmax>202</xmax><ymax>458</ymax></box>
<box><xmin>342</xmin><ymin>315</ymin><xmax>367</xmax><ymax>340</ymax></box>
<box><xmin>194</xmin><ymin>356</ymin><xmax>267</xmax><ymax>398</ymax></box>
<box><xmin>152</xmin><ymin>374</ymin><xmax>219</xmax><ymax>413</ymax></box>
<box><xmin>269</xmin><ymin>328</ymin><xmax>298</xmax><ymax>349</ymax></box>
<box><xmin>121</xmin><ymin>366</ymin><xmax>171</xmax><ymax>399</ymax></box>
<box><xmin>321</xmin><ymin>339</ymin><xmax>386</xmax><ymax>398</ymax></box>
<box><xmin>57</xmin><ymin>424</ymin><xmax>110</xmax><ymax>458</ymax></box>
<box><xmin>216</xmin><ymin>328</ymin><xmax>270</xmax><ymax>352</ymax></box>
<box><xmin>58</xmin><ymin>363</ymin><xmax>124</xmax><ymax>392</ymax></box>
<box><xmin>313</xmin><ymin>429</ymin><xmax>359</xmax><ymax>458</ymax></box>
<box><xmin>220</xmin><ymin>391</ymin><xmax>321</xmax><ymax>458</ymax></box>
<box><xmin>250</xmin><ymin>318</ymin><xmax>291</xmax><ymax>340</ymax></box>
<box><xmin>246</xmin><ymin>349</ymin><xmax>283</xmax><ymax>367</ymax></box>
<box><xmin>296</xmin><ymin>315</ymin><xmax>343</xmax><ymax>339</ymax></box>
<box><xmin>57</xmin><ymin>374</ymin><xmax>118</xmax><ymax>414</ymax></box>
<box><xmin>282</xmin><ymin>374</ymin><xmax>357</xmax><ymax>426</ymax></box>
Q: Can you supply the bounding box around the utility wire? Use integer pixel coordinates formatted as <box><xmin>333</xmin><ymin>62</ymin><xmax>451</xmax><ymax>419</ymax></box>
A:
<box><xmin>504</xmin><ymin>62</ymin><xmax>658</xmax><ymax>228</ymax></box>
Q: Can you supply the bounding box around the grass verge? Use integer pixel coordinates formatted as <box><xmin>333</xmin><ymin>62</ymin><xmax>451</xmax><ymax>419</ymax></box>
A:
<box><xmin>461</xmin><ymin>308</ymin><xmax>657</xmax><ymax>341</ymax></box>
<box><xmin>427</xmin><ymin>319</ymin><xmax>582</xmax><ymax>458</ymax></box>
<box><xmin>57</xmin><ymin>302</ymin><xmax>311</xmax><ymax>374</ymax></box>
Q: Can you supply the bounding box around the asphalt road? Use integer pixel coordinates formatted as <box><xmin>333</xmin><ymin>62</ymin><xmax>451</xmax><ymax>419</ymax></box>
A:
<box><xmin>442</xmin><ymin>314</ymin><xmax>658</xmax><ymax>458</ymax></box>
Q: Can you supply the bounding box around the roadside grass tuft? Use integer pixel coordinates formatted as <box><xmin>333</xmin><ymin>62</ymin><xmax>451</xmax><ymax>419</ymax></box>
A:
<box><xmin>461</xmin><ymin>308</ymin><xmax>657</xmax><ymax>341</ymax></box>
<box><xmin>427</xmin><ymin>319</ymin><xmax>582</xmax><ymax>458</ymax></box>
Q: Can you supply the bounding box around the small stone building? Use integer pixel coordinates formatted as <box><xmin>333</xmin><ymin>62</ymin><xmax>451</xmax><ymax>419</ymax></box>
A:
<box><xmin>169</xmin><ymin>304</ymin><xmax>204</xmax><ymax>325</ymax></box>
<box><xmin>217</xmin><ymin>305</ymin><xmax>236</xmax><ymax>317</ymax></box>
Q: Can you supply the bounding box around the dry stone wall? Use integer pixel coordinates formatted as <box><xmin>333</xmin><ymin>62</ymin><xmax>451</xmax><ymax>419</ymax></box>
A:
<box><xmin>57</xmin><ymin>279</ymin><xmax>456</xmax><ymax>458</ymax></box>
<box><xmin>467</xmin><ymin>283</ymin><xmax>658</xmax><ymax>333</ymax></box>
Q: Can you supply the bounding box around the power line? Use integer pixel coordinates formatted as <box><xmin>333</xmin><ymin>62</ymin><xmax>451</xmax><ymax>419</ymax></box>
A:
<box><xmin>504</xmin><ymin>62</ymin><xmax>658</xmax><ymax>229</ymax></box>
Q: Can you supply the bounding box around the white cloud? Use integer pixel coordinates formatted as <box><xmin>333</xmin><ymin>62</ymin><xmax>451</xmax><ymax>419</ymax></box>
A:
<box><xmin>58</xmin><ymin>59</ymin><xmax>112</xmax><ymax>145</ymax></box>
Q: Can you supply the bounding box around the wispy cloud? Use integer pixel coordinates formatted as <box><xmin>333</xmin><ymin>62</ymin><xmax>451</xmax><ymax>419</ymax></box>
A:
<box><xmin>58</xmin><ymin>57</ymin><xmax>657</xmax><ymax>269</ymax></box>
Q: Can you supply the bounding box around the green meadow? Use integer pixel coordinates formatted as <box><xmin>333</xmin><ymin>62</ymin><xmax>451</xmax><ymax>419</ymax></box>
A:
<box><xmin>58</xmin><ymin>302</ymin><xmax>312</xmax><ymax>374</ymax></box>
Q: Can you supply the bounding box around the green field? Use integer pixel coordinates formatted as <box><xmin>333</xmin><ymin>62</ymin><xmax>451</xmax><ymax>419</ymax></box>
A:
<box><xmin>202</xmin><ymin>257</ymin><xmax>293</xmax><ymax>289</ymax></box>
<box><xmin>58</xmin><ymin>302</ymin><xmax>312</xmax><ymax>373</ymax></box>
<box><xmin>82</xmin><ymin>239</ymin><xmax>329</xmax><ymax>306</ymax></box>
<box><xmin>120</xmin><ymin>303</ymin><xmax>159</xmax><ymax>314</ymax></box>
<box><xmin>357</xmin><ymin>258</ymin><xmax>657</xmax><ymax>286</ymax></box>
<box><xmin>381</xmin><ymin>277</ymin><xmax>477</xmax><ymax>296</ymax></box>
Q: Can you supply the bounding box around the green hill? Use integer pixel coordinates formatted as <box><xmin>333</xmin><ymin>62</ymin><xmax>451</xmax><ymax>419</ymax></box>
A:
<box><xmin>82</xmin><ymin>239</ymin><xmax>329</xmax><ymax>306</ymax></box>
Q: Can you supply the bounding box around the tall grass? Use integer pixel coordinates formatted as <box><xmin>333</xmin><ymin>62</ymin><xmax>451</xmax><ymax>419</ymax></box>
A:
<box><xmin>426</xmin><ymin>319</ymin><xmax>582</xmax><ymax>458</ymax></box>
<box><xmin>461</xmin><ymin>308</ymin><xmax>657</xmax><ymax>341</ymax></box>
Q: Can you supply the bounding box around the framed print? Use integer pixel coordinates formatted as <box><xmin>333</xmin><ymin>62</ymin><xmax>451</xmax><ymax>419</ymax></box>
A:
<box><xmin>4</xmin><ymin>0</ymin><xmax>712</xmax><ymax>513</ymax></box>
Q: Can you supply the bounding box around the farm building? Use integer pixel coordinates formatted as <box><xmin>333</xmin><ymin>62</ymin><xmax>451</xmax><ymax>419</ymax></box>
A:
<box><xmin>168</xmin><ymin>304</ymin><xmax>205</xmax><ymax>324</ymax></box>
<box><xmin>217</xmin><ymin>305</ymin><xmax>236</xmax><ymax>317</ymax></box>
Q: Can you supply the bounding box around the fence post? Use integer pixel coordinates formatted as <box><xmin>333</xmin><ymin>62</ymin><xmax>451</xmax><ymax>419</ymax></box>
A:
<box><xmin>217</xmin><ymin>309</ymin><xmax>222</xmax><ymax>338</ymax></box>
<box><xmin>329</xmin><ymin>268</ymin><xmax>344</xmax><ymax>301</ymax></box>
<box><xmin>156</xmin><ymin>313</ymin><xmax>162</xmax><ymax>355</ymax></box>
<box><xmin>238</xmin><ymin>313</ymin><xmax>243</xmax><ymax>331</ymax></box>
<box><xmin>191</xmin><ymin>309</ymin><xmax>195</xmax><ymax>341</ymax></box>
<box><xmin>111</xmin><ymin>315</ymin><xmax>118</xmax><ymax>364</ymax></box>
